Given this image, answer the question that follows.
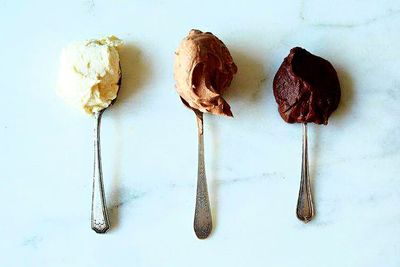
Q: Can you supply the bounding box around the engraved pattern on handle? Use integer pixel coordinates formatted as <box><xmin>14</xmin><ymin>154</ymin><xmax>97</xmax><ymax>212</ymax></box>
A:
<box><xmin>91</xmin><ymin>111</ymin><xmax>110</xmax><ymax>233</ymax></box>
<box><xmin>296</xmin><ymin>123</ymin><xmax>315</xmax><ymax>223</ymax></box>
<box><xmin>193</xmin><ymin>112</ymin><xmax>212</xmax><ymax>239</ymax></box>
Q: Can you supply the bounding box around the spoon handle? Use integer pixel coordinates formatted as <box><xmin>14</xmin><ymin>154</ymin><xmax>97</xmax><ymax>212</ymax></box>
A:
<box><xmin>91</xmin><ymin>111</ymin><xmax>110</xmax><ymax>233</ymax></box>
<box><xmin>296</xmin><ymin>123</ymin><xmax>315</xmax><ymax>223</ymax></box>
<box><xmin>193</xmin><ymin>112</ymin><xmax>212</xmax><ymax>239</ymax></box>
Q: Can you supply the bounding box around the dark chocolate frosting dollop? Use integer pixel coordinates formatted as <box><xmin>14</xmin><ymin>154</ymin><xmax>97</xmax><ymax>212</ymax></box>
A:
<box><xmin>273</xmin><ymin>47</ymin><xmax>341</xmax><ymax>125</ymax></box>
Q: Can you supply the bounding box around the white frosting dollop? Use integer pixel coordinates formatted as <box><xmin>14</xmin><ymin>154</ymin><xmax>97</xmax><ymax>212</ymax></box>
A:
<box><xmin>57</xmin><ymin>36</ymin><xmax>122</xmax><ymax>114</ymax></box>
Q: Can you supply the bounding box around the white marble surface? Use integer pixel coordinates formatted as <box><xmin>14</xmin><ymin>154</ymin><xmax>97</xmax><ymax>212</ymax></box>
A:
<box><xmin>1</xmin><ymin>0</ymin><xmax>400</xmax><ymax>266</ymax></box>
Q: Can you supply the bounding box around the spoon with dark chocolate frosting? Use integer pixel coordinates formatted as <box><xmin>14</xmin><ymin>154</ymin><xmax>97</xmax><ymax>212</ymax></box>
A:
<box><xmin>273</xmin><ymin>47</ymin><xmax>341</xmax><ymax>222</ymax></box>
<box><xmin>174</xmin><ymin>29</ymin><xmax>237</xmax><ymax>238</ymax></box>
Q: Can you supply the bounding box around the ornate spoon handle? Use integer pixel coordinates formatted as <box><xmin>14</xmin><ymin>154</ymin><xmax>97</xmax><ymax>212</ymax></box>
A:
<box><xmin>91</xmin><ymin>111</ymin><xmax>110</xmax><ymax>233</ymax></box>
<box><xmin>296</xmin><ymin>123</ymin><xmax>315</xmax><ymax>223</ymax></box>
<box><xmin>193</xmin><ymin>111</ymin><xmax>212</xmax><ymax>239</ymax></box>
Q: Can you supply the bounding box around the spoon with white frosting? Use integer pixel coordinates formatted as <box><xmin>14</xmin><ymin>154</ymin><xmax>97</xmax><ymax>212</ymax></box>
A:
<box><xmin>57</xmin><ymin>36</ymin><xmax>123</xmax><ymax>233</ymax></box>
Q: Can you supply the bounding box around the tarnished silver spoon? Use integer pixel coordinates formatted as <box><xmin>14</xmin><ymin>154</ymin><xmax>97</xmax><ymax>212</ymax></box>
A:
<box><xmin>91</xmin><ymin>76</ymin><xmax>121</xmax><ymax>234</ymax></box>
<box><xmin>296</xmin><ymin>123</ymin><xmax>314</xmax><ymax>223</ymax></box>
<box><xmin>193</xmin><ymin>110</ymin><xmax>212</xmax><ymax>239</ymax></box>
<box><xmin>91</xmin><ymin>109</ymin><xmax>109</xmax><ymax>233</ymax></box>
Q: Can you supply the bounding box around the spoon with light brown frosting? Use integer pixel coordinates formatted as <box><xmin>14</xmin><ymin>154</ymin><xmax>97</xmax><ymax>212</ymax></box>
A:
<box><xmin>174</xmin><ymin>29</ymin><xmax>237</xmax><ymax>239</ymax></box>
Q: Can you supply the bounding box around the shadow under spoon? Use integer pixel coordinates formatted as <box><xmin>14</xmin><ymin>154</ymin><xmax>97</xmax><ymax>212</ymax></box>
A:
<box><xmin>193</xmin><ymin>110</ymin><xmax>213</xmax><ymax>239</ymax></box>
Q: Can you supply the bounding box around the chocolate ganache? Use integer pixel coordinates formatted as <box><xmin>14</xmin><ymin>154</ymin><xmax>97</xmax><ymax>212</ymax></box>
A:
<box><xmin>273</xmin><ymin>47</ymin><xmax>341</xmax><ymax>124</ymax></box>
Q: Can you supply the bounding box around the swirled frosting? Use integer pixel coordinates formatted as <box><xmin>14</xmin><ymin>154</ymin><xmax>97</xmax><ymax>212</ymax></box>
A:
<box><xmin>57</xmin><ymin>36</ymin><xmax>122</xmax><ymax>114</ymax></box>
<box><xmin>174</xmin><ymin>29</ymin><xmax>237</xmax><ymax>116</ymax></box>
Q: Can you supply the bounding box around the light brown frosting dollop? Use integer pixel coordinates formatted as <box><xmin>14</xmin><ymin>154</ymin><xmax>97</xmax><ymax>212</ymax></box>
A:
<box><xmin>174</xmin><ymin>29</ymin><xmax>237</xmax><ymax>116</ymax></box>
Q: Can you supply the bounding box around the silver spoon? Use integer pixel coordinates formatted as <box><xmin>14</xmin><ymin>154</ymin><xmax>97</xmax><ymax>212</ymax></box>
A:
<box><xmin>193</xmin><ymin>110</ymin><xmax>212</xmax><ymax>239</ymax></box>
<box><xmin>91</xmin><ymin>110</ymin><xmax>110</xmax><ymax>233</ymax></box>
<box><xmin>296</xmin><ymin>123</ymin><xmax>315</xmax><ymax>222</ymax></box>
<box><xmin>91</xmin><ymin>76</ymin><xmax>121</xmax><ymax>234</ymax></box>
